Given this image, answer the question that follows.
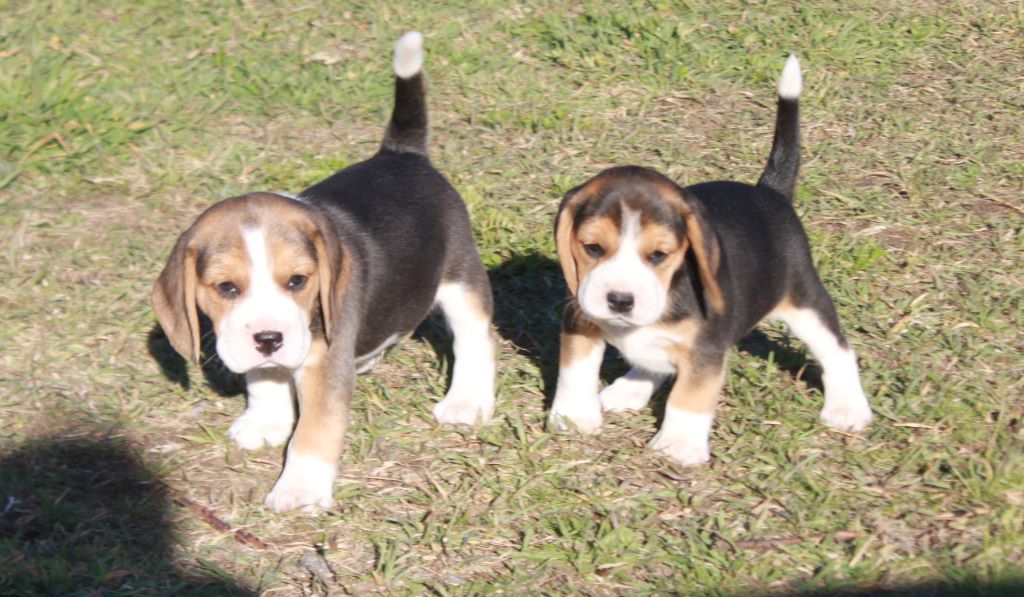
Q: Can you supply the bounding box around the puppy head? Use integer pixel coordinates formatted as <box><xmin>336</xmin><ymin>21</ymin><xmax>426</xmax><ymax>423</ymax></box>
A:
<box><xmin>555</xmin><ymin>166</ymin><xmax>723</xmax><ymax>327</ymax></box>
<box><xmin>152</xmin><ymin>193</ymin><xmax>351</xmax><ymax>373</ymax></box>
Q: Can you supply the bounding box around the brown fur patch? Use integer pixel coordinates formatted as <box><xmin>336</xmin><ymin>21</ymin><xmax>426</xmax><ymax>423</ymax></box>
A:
<box><xmin>559</xmin><ymin>311</ymin><xmax>604</xmax><ymax>369</ymax></box>
<box><xmin>289</xmin><ymin>337</ymin><xmax>347</xmax><ymax>462</ymax></box>
<box><xmin>567</xmin><ymin>215</ymin><xmax>620</xmax><ymax>291</ymax></box>
<box><xmin>636</xmin><ymin>221</ymin><xmax>686</xmax><ymax>292</ymax></box>
<box><xmin>653</xmin><ymin>317</ymin><xmax>722</xmax><ymax>413</ymax></box>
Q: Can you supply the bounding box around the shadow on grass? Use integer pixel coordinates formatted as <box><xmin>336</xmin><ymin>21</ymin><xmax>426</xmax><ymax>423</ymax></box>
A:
<box><xmin>147</xmin><ymin>319</ymin><xmax>244</xmax><ymax>397</ymax></box>
<box><xmin>0</xmin><ymin>427</ymin><xmax>250</xmax><ymax>595</ymax></box>
<box><xmin>776</xmin><ymin>578</ymin><xmax>1024</xmax><ymax>597</ymax></box>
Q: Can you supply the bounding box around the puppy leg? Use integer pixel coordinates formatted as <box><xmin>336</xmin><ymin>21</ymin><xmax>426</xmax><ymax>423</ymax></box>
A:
<box><xmin>230</xmin><ymin>367</ymin><xmax>295</xmax><ymax>450</ymax></box>
<box><xmin>549</xmin><ymin>316</ymin><xmax>606</xmax><ymax>434</ymax></box>
<box><xmin>432</xmin><ymin>282</ymin><xmax>497</xmax><ymax>426</ymax></box>
<box><xmin>265</xmin><ymin>337</ymin><xmax>348</xmax><ymax>513</ymax></box>
<box><xmin>650</xmin><ymin>354</ymin><xmax>725</xmax><ymax>466</ymax></box>
<box><xmin>774</xmin><ymin>300</ymin><xmax>872</xmax><ymax>431</ymax></box>
<box><xmin>600</xmin><ymin>367</ymin><xmax>670</xmax><ymax>413</ymax></box>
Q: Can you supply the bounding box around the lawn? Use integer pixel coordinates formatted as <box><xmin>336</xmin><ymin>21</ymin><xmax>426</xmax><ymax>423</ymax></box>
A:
<box><xmin>1</xmin><ymin>0</ymin><xmax>1021</xmax><ymax>594</ymax></box>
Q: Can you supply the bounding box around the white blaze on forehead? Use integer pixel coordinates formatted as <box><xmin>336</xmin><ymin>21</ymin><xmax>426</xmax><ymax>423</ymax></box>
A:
<box><xmin>242</xmin><ymin>226</ymin><xmax>277</xmax><ymax>301</ymax></box>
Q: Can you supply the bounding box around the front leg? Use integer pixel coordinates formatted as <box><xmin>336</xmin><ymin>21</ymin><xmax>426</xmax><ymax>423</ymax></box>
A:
<box><xmin>600</xmin><ymin>367</ymin><xmax>669</xmax><ymax>413</ymax></box>
<box><xmin>650</xmin><ymin>352</ymin><xmax>726</xmax><ymax>466</ymax></box>
<box><xmin>549</xmin><ymin>312</ymin><xmax>605</xmax><ymax>434</ymax></box>
<box><xmin>265</xmin><ymin>337</ymin><xmax>350</xmax><ymax>513</ymax></box>
<box><xmin>230</xmin><ymin>367</ymin><xmax>295</xmax><ymax>450</ymax></box>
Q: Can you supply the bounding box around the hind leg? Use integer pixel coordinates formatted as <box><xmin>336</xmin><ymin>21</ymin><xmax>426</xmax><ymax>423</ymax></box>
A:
<box><xmin>432</xmin><ymin>279</ymin><xmax>497</xmax><ymax>426</ymax></box>
<box><xmin>772</xmin><ymin>286</ymin><xmax>872</xmax><ymax>432</ymax></box>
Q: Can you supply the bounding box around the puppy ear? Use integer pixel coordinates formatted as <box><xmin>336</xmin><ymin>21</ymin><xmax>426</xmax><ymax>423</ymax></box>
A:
<box><xmin>152</xmin><ymin>236</ymin><xmax>201</xmax><ymax>364</ymax></box>
<box><xmin>554</xmin><ymin>187</ymin><xmax>584</xmax><ymax>295</ymax></box>
<box><xmin>677</xmin><ymin>193</ymin><xmax>725</xmax><ymax>315</ymax></box>
<box><xmin>311</xmin><ymin>225</ymin><xmax>353</xmax><ymax>344</ymax></box>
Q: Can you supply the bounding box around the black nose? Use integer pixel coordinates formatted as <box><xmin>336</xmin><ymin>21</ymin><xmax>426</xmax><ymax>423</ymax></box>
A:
<box><xmin>253</xmin><ymin>331</ymin><xmax>284</xmax><ymax>356</ymax></box>
<box><xmin>607</xmin><ymin>291</ymin><xmax>634</xmax><ymax>314</ymax></box>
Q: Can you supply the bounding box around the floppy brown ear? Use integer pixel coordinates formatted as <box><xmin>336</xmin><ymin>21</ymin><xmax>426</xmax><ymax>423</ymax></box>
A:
<box><xmin>311</xmin><ymin>227</ymin><xmax>352</xmax><ymax>343</ymax></box>
<box><xmin>554</xmin><ymin>188</ymin><xmax>584</xmax><ymax>295</ymax></box>
<box><xmin>152</xmin><ymin>237</ymin><xmax>201</xmax><ymax>364</ymax></box>
<box><xmin>678</xmin><ymin>193</ymin><xmax>725</xmax><ymax>315</ymax></box>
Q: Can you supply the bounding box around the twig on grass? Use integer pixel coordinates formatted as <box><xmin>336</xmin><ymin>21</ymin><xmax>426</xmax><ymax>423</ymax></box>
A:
<box><xmin>728</xmin><ymin>531</ymin><xmax>859</xmax><ymax>551</ymax></box>
<box><xmin>163</xmin><ymin>484</ymin><xmax>270</xmax><ymax>550</ymax></box>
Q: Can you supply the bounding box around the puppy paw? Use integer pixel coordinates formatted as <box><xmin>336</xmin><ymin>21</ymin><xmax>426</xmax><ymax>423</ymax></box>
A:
<box><xmin>264</xmin><ymin>486</ymin><xmax>332</xmax><ymax>514</ymax></box>
<box><xmin>649</xmin><ymin>430</ymin><xmax>710</xmax><ymax>466</ymax></box>
<box><xmin>433</xmin><ymin>390</ymin><xmax>495</xmax><ymax>426</ymax></box>
<box><xmin>600</xmin><ymin>377</ymin><xmax>654</xmax><ymax>413</ymax></box>
<box><xmin>263</xmin><ymin>455</ymin><xmax>335</xmax><ymax>514</ymax></box>
<box><xmin>820</xmin><ymin>399</ymin><xmax>873</xmax><ymax>432</ymax></box>
<box><xmin>548</xmin><ymin>396</ymin><xmax>603</xmax><ymax>435</ymax></box>
<box><xmin>229</xmin><ymin>411</ymin><xmax>293</xmax><ymax>450</ymax></box>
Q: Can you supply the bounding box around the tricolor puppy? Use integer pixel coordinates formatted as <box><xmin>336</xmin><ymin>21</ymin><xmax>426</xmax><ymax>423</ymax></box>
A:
<box><xmin>549</xmin><ymin>56</ymin><xmax>873</xmax><ymax>465</ymax></box>
<box><xmin>152</xmin><ymin>32</ymin><xmax>497</xmax><ymax>512</ymax></box>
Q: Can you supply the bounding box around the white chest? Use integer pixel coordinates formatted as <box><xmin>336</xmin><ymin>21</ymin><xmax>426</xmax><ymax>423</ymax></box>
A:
<box><xmin>602</xmin><ymin>325</ymin><xmax>684</xmax><ymax>374</ymax></box>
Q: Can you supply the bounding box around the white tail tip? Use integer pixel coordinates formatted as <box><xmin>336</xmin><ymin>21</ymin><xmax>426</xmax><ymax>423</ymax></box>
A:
<box><xmin>778</xmin><ymin>54</ymin><xmax>802</xmax><ymax>100</ymax></box>
<box><xmin>394</xmin><ymin>31</ymin><xmax>424</xmax><ymax>79</ymax></box>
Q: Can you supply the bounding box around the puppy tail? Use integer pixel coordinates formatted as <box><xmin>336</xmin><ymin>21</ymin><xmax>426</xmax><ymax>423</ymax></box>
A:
<box><xmin>380</xmin><ymin>31</ymin><xmax>429</xmax><ymax>156</ymax></box>
<box><xmin>756</xmin><ymin>54</ymin><xmax>801</xmax><ymax>200</ymax></box>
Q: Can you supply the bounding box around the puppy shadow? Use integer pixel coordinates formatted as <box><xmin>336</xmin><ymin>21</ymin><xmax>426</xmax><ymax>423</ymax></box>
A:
<box><xmin>147</xmin><ymin>318</ymin><xmax>244</xmax><ymax>397</ymax></box>
<box><xmin>0</xmin><ymin>425</ymin><xmax>249</xmax><ymax>595</ymax></box>
<box><xmin>411</xmin><ymin>252</ymin><xmax>568</xmax><ymax>406</ymax></box>
<box><xmin>738</xmin><ymin>327</ymin><xmax>824</xmax><ymax>392</ymax></box>
<box><xmin>487</xmin><ymin>253</ymin><xmax>566</xmax><ymax>401</ymax></box>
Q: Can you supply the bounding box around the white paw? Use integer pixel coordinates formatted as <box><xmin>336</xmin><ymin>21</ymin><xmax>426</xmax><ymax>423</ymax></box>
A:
<box><xmin>229</xmin><ymin>411</ymin><xmax>293</xmax><ymax>450</ymax></box>
<box><xmin>599</xmin><ymin>376</ymin><xmax>654</xmax><ymax>413</ymax></box>
<box><xmin>548</xmin><ymin>396</ymin><xmax>603</xmax><ymax>434</ymax></box>
<box><xmin>821</xmin><ymin>399</ymin><xmax>873</xmax><ymax>432</ymax></box>
<box><xmin>650</xmin><ymin>431</ymin><xmax>710</xmax><ymax>466</ymax></box>
<box><xmin>263</xmin><ymin>454</ymin><xmax>336</xmax><ymax>513</ymax></box>
<box><xmin>433</xmin><ymin>389</ymin><xmax>495</xmax><ymax>426</ymax></box>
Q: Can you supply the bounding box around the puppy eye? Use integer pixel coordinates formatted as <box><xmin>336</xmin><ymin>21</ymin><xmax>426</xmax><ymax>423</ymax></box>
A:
<box><xmin>648</xmin><ymin>251</ymin><xmax>668</xmax><ymax>265</ymax></box>
<box><xmin>216</xmin><ymin>281</ymin><xmax>239</xmax><ymax>298</ymax></box>
<box><xmin>286</xmin><ymin>275</ymin><xmax>308</xmax><ymax>291</ymax></box>
<box><xmin>583</xmin><ymin>244</ymin><xmax>605</xmax><ymax>258</ymax></box>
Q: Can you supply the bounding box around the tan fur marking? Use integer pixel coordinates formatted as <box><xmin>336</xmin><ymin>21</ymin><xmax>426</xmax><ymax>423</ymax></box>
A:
<box><xmin>636</xmin><ymin>221</ymin><xmax>686</xmax><ymax>292</ymax></box>
<box><xmin>152</xmin><ymin>246</ymin><xmax>201</xmax><ymax>363</ymax></box>
<box><xmin>654</xmin><ymin>317</ymin><xmax>721</xmax><ymax>413</ymax></box>
<box><xmin>555</xmin><ymin>179</ymin><xmax>614</xmax><ymax>295</ymax></box>
<box><xmin>666</xmin><ymin>356</ymin><xmax>726</xmax><ymax>414</ymax></box>
<box><xmin>568</xmin><ymin>215</ymin><xmax>620</xmax><ymax>292</ymax></box>
<box><xmin>647</xmin><ymin>184</ymin><xmax>725</xmax><ymax>315</ymax></box>
<box><xmin>289</xmin><ymin>337</ymin><xmax>346</xmax><ymax>462</ymax></box>
<box><xmin>194</xmin><ymin>240</ymin><xmax>248</xmax><ymax>330</ymax></box>
<box><xmin>555</xmin><ymin>204</ymin><xmax>581</xmax><ymax>294</ymax></box>
<box><xmin>767</xmin><ymin>295</ymin><xmax>797</xmax><ymax>321</ymax></box>
<box><xmin>559</xmin><ymin>313</ymin><xmax>603</xmax><ymax>369</ymax></box>
<box><xmin>681</xmin><ymin>210</ymin><xmax>724</xmax><ymax>314</ymax></box>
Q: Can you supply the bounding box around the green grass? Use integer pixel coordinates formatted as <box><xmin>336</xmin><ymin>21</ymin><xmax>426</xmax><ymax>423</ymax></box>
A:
<box><xmin>1</xmin><ymin>0</ymin><xmax>1022</xmax><ymax>594</ymax></box>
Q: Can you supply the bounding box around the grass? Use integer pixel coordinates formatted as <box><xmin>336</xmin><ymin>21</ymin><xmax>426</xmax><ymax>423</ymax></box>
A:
<box><xmin>1</xmin><ymin>0</ymin><xmax>1022</xmax><ymax>594</ymax></box>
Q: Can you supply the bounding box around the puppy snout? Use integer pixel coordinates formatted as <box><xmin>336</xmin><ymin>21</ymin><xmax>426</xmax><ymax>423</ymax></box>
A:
<box><xmin>607</xmin><ymin>291</ymin><xmax>635</xmax><ymax>314</ymax></box>
<box><xmin>253</xmin><ymin>330</ymin><xmax>284</xmax><ymax>356</ymax></box>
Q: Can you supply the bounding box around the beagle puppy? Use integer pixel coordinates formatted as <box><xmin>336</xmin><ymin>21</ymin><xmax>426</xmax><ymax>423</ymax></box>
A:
<box><xmin>549</xmin><ymin>56</ymin><xmax>873</xmax><ymax>465</ymax></box>
<box><xmin>153</xmin><ymin>32</ymin><xmax>496</xmax><ymax>512</ymax></box>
